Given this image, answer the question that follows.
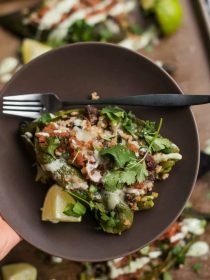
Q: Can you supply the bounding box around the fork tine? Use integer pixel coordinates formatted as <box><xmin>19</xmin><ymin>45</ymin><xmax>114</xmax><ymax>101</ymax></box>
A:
<box><xmin>3</xmin><ymin>110</ymin><xmax>40</xmax><ymax>118</ymax></box>
<box><xmin>3</xmin><ymin>93</ymin><xmax>41</xmax><ymax>101</ymax></box>
<box><xmin>3</xmin><ymin>105</ymin><xmax>43</xmax><ymax>111</ymax></box>
<box><xmin>3</xmin><ymin>101</ymin><xmax>41</xmax><ymax>106</ymax></box>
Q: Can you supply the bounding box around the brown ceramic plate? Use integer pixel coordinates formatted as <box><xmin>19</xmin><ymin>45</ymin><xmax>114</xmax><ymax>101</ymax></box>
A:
<box><xmin>0</xmin><ymin>43</ymin><xmax>199</xmax><ymax>262</ymax></box>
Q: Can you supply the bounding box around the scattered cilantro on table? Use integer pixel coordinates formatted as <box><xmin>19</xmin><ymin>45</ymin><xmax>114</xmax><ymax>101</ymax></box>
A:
<box><xmin>192</xmin><ymin>262</ymin><xmax>202</xmax><ymax>274</ymax></box>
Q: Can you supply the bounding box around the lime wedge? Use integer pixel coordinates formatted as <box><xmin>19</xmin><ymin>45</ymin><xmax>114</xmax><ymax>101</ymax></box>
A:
<box><xmin>1</xmin><ymin>263</ymin><xmax>37</xmax><ymax>280</ymax></box>
<box><xmin>42</xmin><ymin>184</ymin><xmax>81</xmax><ymax>223</ymax></box>
<box><xmin>21</xmin><ymin>39</ymin><xmax>52</xmax><ymax>64</ymax></box>
<box><xmin>155</xmin><ymin>0</ymin><xmax>183</xmax><ymax>35</ymax></box>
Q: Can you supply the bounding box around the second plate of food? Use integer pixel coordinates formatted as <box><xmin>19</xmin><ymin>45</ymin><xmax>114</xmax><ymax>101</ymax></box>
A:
<box><xmin>0</xmin><ymin>42</ymin><xmax>199</xmax><ymax>261</ymax></box>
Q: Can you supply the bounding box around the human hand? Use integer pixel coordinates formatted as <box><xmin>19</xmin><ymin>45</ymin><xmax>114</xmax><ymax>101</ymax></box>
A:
<box><xmin>0</xmin><ymin>216</ymin><xmax>22</xmax><ymax>260</ymax></box>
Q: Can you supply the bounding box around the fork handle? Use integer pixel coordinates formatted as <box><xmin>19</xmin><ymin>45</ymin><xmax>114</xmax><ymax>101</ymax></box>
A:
<box><xmin>61</xmin><ymin>94</ymin><xmax>210</xmax><ymax>107</ymax></box>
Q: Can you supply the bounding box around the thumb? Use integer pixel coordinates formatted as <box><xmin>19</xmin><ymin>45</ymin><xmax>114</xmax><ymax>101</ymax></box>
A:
<box><xmin>0</xmin><ymin>216</ymin><xmax>22</xmax><ymax>260</ymax></box>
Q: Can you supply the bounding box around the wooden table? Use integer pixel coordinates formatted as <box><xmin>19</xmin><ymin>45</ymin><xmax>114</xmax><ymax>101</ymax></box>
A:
<box><xmin>0</xmin><ymin>1</ymin><xmax>210</xmax><ymax>279</ymax></box>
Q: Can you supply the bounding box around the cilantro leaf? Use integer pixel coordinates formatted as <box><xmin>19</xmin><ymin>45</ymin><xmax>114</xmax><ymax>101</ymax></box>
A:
<box><xmin>140</xmin><ymin>120</ymin><xmax>156</xmax><ymax>137</ymax></box>
<box><xmin>101</xmin><ymin>144</ymin><xmax>136</xmax><ymax>168</ymax></box>
<box><xmin>37</xmin><ymin>113</ymin><xmax>54</xmax><ymax>125</ymax></box>
<box><xmin>72</xmin><ymin>201</ymin><xmax>86</xmax><ymax>216</ymax></box>
<box><xmin>126</xmin><ymin>161</ymin><xmax>148</xmax><ymax>183</ymax></box>
<box><xmin>101</xmin><ymin>107</ymin><xmax>138</xmax><ymax>135</ymax></box>
<box><xmin>63</xmin><ymin>201</ymin><xmax>86</xmax><ymax>217</ymax></box>
<box><xmin>66</xmin><ymin>20</ymin><xmax>96</xmax><ymax>43</ymax></box>
<box><xmin>103</xmin><ymin>170</ymin><xmax>123</xmax><ymax>192</ymax></box>
<box><xmin>136</xmin><ymin>162</ymin><xmax>149</xmax><ymax>182</ymax></box>
<box><xmin>101</xmin><ymin>106</ymin><xmax>125</xmax><ymax>125</ymax></box>
<box><xmin>46</xmin><ymin>137</ymin><xmax>60</xmax><ymax>158</ymax></box>
<box><xmin>63</xmin><ymin>203</ymin><xmax>79</xmax><ymax>217</ymax></box>
<box><xmin>192</xmin><ymin>262</ymin><xmax>202</xmax><ymax>274</ymax></box>
<box><xmin>145</xmin><ymin>135</ymin><xmax>172</xmax><ymax>152</ymax></box>
<box><xmin>123</xmin><ymin>111</ymin><xmax>138</xmax><ymax>135</ymax></box>
<box><xmin>120</xmin><ymin>170</ymin><xmax>136</xmax><ymax>185</ymax></box>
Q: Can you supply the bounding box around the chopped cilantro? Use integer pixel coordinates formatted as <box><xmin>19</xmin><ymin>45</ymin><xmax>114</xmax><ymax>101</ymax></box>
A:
<box><xmin>63</xmin><ymin>201</ymin><xmax>86</xmax><ymax>217</ymax></box>
<box><xmin>172</xmin><ymin>245</ymin><xmax>182</xmax><ymax>255</ymax></box>
<box><xmin>120</xmin><ymin>170</ymin><xmax>137</xmax><ymax>185</ymax></box>
<box><xmin>192</xmin><ymin>262</ymin><xmax>202</xmax><ymax>274</ymax></box>
<box><xmin>103</xmin><ymin>170</ymin><xmax>123</xmax><ymax>192</ymax></box>
<box><xmin>37</xmin><ymin>113</ymin><xmax>54</xmax><ymax>125</ymax></box>
<box><xmin>123</xmin><ymin>111</ymin><xmax>138</xmax><ymax>135</ymax></box>
<box><xmin>145</xmin><ymin>135</ymin><xmax>172</xmax><ymax>152</ymax></box>
<box><xmin>126</xmin><ymin>161</ymin><xmax>148</xmax><ymax>183</ymax></box>
<box><xmin>103</xmin><ymin>160</ymin><xmax>148</xmax><ymax>191</ymax></box>
<box><xmin>46</xmin><ymin>137</ymin><xmax>60</xmax><ymax>158</ymax></box>
<box><xmin>101</xmin><ymin>106</ymin><xmax>138</xmax><ymax>135</ymax></box>
<box><xmin>66</xmin><ymin>20</ymin><xmax>96</xmax><ymax>42</ymax></box>
<box><xmin>129</xmin><ymin>24</ymin><xmax>143</xmax><ymax>35</ymax></box>
<box><xmin>140</xmin><ymin>120</ymin><xmax>156</xmax><ymax>137</ymax></box>
<box><xmin>101</xmin><ymin>144</ymin><xmax>136</xmax><ymax>168</ymax></box>
<box><xmin>101</xmin><ymin>106</ymin><xmax>125</xmax><ymax>125</ymax></box>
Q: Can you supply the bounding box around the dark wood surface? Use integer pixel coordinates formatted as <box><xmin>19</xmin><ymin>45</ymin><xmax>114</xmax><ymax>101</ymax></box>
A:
<box><xmin>0</xmin><ymin>0</ymin><xmax>210</xmax><ymax>279</ymax></box>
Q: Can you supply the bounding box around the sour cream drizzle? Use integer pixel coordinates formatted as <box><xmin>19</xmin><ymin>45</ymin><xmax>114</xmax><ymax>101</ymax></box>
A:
<box><xmin>43</xmin><ymin>159</ymin><xmax>65</xmax><ymax>173</ymax></box>
<box><xmin>108</xmin><ymin>257</ymin><xmax>150</xmax><ymax>279</ymax></box>
<box><xmin>39</xmin><ymin>0</ymin><xmax>79</xmax><ymax>30</ymax></box>
<box><xmin>48</xmin><ymin>0</ymin><xmax>136</xmax><ymax>41</ymax></box>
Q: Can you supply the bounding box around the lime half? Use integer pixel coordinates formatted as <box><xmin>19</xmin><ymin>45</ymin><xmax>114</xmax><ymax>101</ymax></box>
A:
<box><xmin>1</xmin><ymin>263</ymin><xmax>37</xmax><ymax>280</ymax></box>
<box><xmin>42</xmin><ymin>184</ymin><xmax>82</xmax><ymax>223</ymax></box>
<box><xmin>155</xmin><ymin>0</ymin><xmax>183</xmax><ymax>35</ymax></box>
<box><xmin>21</xmin><ymin>39</ymin><xmax>52</xmax><ymax>64</ymax></box>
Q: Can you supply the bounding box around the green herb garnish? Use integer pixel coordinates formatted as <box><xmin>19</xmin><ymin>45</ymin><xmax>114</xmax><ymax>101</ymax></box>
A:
<box><xmin>63</xmin><ymin>201</ymin><xmax>86</xmax><ymax>217</ymax></box>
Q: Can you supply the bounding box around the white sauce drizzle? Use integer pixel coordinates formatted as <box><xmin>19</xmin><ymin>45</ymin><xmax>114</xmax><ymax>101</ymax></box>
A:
<box><xmin>43</xmin><ymin>159</ymin><xmax>65</xmax><ymax>173</ymax></box>
<box><xmin>126</xmin><ymin>188</ymin><xmax>145</xmax><ymax>196</ymax></box>
<box><xmin>0</xmin><ymin>57</ymin><xmax>18</xmax><ymax>75</ymax></box>
<box><xmin>108</xmin><ymin>257</ymin><xmax>150</xmax><ymax>279</ymax></box>
<box><xmin>67</xmin><ymin>181</ymin><xmax>89</xmax><ymax>190</ymax></box>
<box><xmin>181</xmin><ymin>218</ymin><xmax>205</xmax><ymax>235</ymax></box>
<box><xmin>186</xmin><ymin>241</ymin><xmax>210</xmax><ymax>257</ymax></box>
<box><xmin>105</xmin><ymin>190</ymin><xmax>124</xmax><ymax>210</ymax></box>
<box><xmin>154</xmin><ymin>153</ymin><xmax>182</xmax><ymax>163</ymax></box>
<box><xmin>36</xmin><ymin>132</ymin><xmax>50</xmax><ymax>137</ymax></box>
<box><xmin>109</xmin><ymin>1</ymin><xmax>136</xmax><ymax>16</ymax></box>
<box><xmin>48</xmin><ymin>0</ymin><xmax>135</xmax><ymax>41</ymax></box>
<box><xmin>25</xmin><ymin>132</ymin><xmax>33</xmax><ymax>138</ymax></box>
<box><xmin>148</xmin><ymin>251</ymin><xmax>162</xmax><ymax>259</ymax></box>
<box><xmin>39</xmin><ymin>0</ymin><xmax>79</xmax><ymax>30</ymax></box>
<box><xmin>170</xmin><ymin>232</ymin><xmax>185</xmax><ymax>243</ymax></box>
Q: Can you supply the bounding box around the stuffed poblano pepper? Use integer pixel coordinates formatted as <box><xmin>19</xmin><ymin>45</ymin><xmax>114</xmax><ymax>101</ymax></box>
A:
<box><xmin>20</xmin><ymin>105</ymin><xmax>182</xmax><ymax>234</ymax></box>
<box><xmin>1</xmin><ymin>0</ymin><xmax>136</xmax><ymax>46</ymax></box>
